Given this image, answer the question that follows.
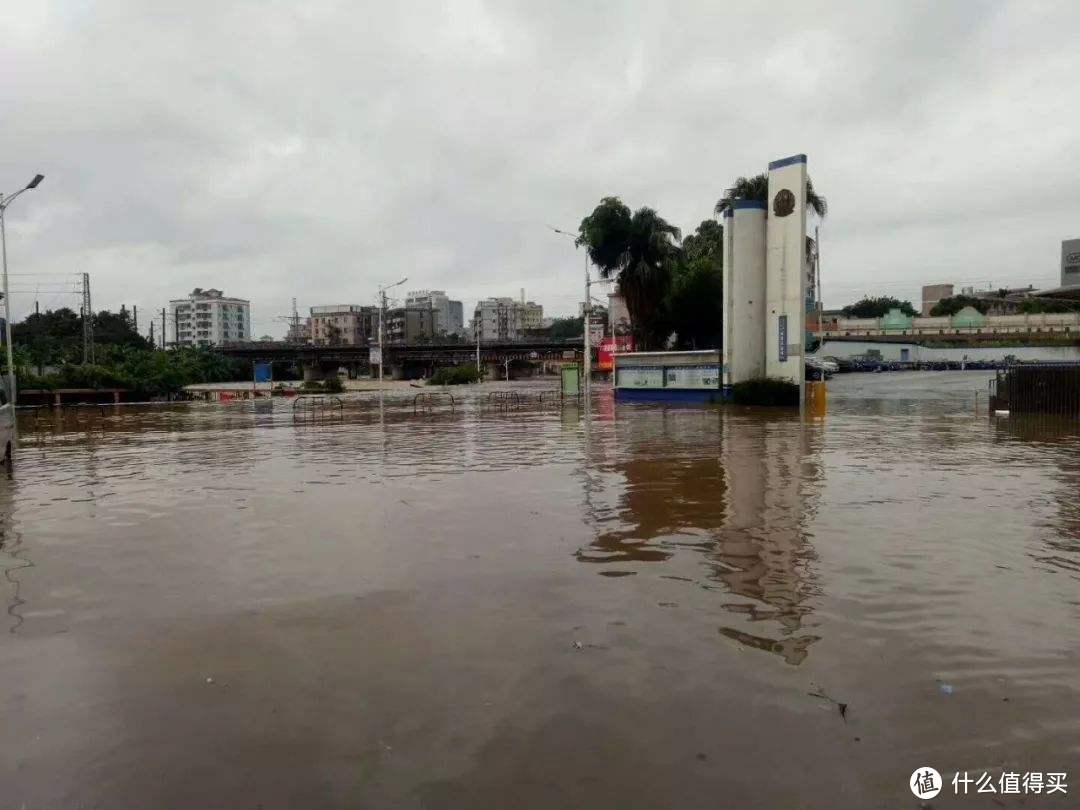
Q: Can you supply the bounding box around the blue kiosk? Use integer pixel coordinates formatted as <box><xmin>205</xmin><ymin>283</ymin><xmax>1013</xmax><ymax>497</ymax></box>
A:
<box><xmin>613</xmin><ymin>349</ymin><xmax>722</xmax><ymax>403</ymax></box>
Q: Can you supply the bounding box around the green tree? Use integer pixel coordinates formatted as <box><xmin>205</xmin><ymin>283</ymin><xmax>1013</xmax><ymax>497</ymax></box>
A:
<box><xmin>841</xmin><ymin>296</ymin><xmax>919</xmax><ymax>318</ymax></box>
<box><xmin>1016</xmin><ymin>298</ymin><xmax>1078</xmax><ymax>314</ymax></box>
<box><xmin>714</xmin><ymin>173</ymin><xmax>828</xmax><ymax>218</ymax></box>
<box><xmin>577</xmin><ymin>197</ymin><xmax>681</xmax><ymax>350</ymax></box>
<box><xmin>667</xmin><ymin>219</ymin><xmax>723</xmax><ymax>349</ymax></box>
<box><xmin>548</xmin><ymin>316</ymin><xmax>584</xmax><ymax>339</ymax></box>
<box><xmin>929</xmin><ymin>295</ymin><xmax>989</xmax><ymax>317</ymax></box>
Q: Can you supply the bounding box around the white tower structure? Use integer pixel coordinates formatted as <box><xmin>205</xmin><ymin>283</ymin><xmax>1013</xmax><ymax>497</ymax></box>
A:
<box><xmin>729</xmin><ymin>200</ymin><xmax>767</xmax><ymax>384</ymax></box>
<box><xmin>764</xmin><ymin>154</ymin><xmax>808</xmax><ymax>395</ymax></box>
<box><xmin>720</xmin><ymin>153</ymin><xmax>810</xmax><ymax>404</ymax></box>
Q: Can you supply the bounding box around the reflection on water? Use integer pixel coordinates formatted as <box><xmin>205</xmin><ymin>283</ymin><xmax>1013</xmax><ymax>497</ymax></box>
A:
<box><xmin>3</xmin><ymin>375</ymin><xmax>1080</xmax><ymax>809</ymax></box>
<box><xmin>577</xmin><ymin>408</ymin><xmax>822</xmax><ymax>664</ymax></box>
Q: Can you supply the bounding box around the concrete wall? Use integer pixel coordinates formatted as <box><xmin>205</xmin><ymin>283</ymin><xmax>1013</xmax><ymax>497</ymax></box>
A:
<box><xmin>818</xmin><ymin>340</ymin><xmax>1080</xmax><ymax>363</ymax></box>
<box><xmin>824</xmin><ymin>310</ymin><xmax>1080</xmax><ymax>336</ymax></box>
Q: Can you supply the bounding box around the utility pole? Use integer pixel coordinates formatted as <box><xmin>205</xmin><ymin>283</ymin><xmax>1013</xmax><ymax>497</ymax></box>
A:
<box><xmin>81</xmin><ymin>272</ymin><xmax>94</xmax><ymax>364</ymax></box>
<box><xmin>161</xmin><ymin>307</ymin><xmax>167</xmax><ymax>350</ymax></box>
<box><xmin>379</xmin><ymin>289</ymin><xmax>386</xmax><ymax>383</ymax></box>
<box><xmin>34</xmin><ymin>299</ymin><xmax>41</xmax><ymax>375</ymax></box>
<box><xmin>291</xmin><ymin>297</ymin><xmax>299</xmax><ymax>340</ymax></box>
<box><xmin>132</xmin><ymin>304</ymin><xmax>138</xmax><ymax>333</ymax></box>
<box><xmin>474</xmin><ymin>302</ymin><xmax>481</xmax><ymax>376</ymax></box>
<box><xmin>376</xmin><ymin>278</ymin><xmax>407</xmax><ymax>383</ymax></box>
<box><xmin>582</xmin><ymin>250</ymin><xmax>591</xmax><ymax>396</ymax></box>
<box><xmin>149</xmin><ymin>320</ymin><xmax>155</xmax><ymax>346</ymax></box>
<box><xmin>174</xmin><ymin>308</ymin><xmax>180</xmax><ymax>350</ymax></box>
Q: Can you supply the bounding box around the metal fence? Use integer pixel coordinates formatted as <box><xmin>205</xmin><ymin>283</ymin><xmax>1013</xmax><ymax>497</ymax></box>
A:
<box><xmin>990</xmin><ymin>363</ymin><xmax>1080</xmax><ymax>416</ymax></box>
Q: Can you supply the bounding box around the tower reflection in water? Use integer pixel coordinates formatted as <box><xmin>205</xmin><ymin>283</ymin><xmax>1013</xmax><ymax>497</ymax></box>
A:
<box><xmin>577</xmin><ymin>406</ymin><xmax>823</xmax><ymax>665</ymax></box>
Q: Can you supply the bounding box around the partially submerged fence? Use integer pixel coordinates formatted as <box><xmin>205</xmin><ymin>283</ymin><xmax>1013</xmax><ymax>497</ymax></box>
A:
<box><xmin>990</xmin><ymin>363</ymin><xmax>1080</xmax><ymax>416</ymax></box>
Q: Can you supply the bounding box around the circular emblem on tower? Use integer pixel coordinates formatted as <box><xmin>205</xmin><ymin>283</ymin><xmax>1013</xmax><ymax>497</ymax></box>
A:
<box><xmin>773</xmin><ymin>189</ymin><xmax>795</xmax><ymax>217</ymax></box>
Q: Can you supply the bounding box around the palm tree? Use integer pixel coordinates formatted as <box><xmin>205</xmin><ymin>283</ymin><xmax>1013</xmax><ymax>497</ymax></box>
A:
<box><xmin>714</xmin><ymin>173</ymin><xmax>827</xmax><ymax>219</ymax></box>
<box><xmin>577</xmin><ymin>197</ymin><xmax>682</xmax><ymax>350</ymax></box>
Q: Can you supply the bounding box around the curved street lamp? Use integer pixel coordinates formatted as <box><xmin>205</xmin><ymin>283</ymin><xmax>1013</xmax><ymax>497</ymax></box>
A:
<box><xmin>1</xmin><ymin>173</ymin><xmax>45</xmax><ymax>405</ymax></box>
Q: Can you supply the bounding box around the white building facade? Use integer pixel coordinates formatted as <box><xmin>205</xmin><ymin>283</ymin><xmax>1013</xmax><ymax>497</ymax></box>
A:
<box><xmin>170</xmin><ymin>288</ymin><xmax>250</xmax><ymax>347</ymax></box>
<box><xmin>472</xmin><ymin>297</ymin><xmax>544</xmax><ymax>341</ymax></box>
<box><xmin>405</xmin><ymin>290</ymin><xmax>465</xmax><ymax>336</ymax></box>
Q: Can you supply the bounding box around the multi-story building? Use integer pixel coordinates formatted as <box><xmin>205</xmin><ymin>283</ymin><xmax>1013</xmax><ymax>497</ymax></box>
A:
<box><xmin>286</xmin><ymin>317</ymin><xmax>312</xmax><ymax>344</ymax></box>
<box><xmin>472</xmin><ymin>297</ymin><xmax>544</xmax><ymax>341</ymax></box>
<box><xmin>385</xmin><ymin>307</ymin><xmax>435</xmax><ymax>344</ymax></box>
<box><xmin>405</xmin><ymin>290</ymin><xmax>465</xmax><ymax>336</ymax></box>
<box><xmin>921</xmin><ymin>284</ymin><xmax>954</xmax><ymax>316</ymax></box>
<box><xmin>309</xmin><ymin>305</ymin><xmax>378</xmax><ymax>346</ymax></box>
<box><xmin>170</xmin><ymin>288</ymin><xmax>250</xmax><ymax>347</ymax></box>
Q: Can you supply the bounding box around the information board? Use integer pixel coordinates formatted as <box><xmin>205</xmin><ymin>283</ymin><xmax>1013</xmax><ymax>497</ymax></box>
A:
<box><xmin>664</xmin><ymin>365</ymin><xmax>720</xmax><ymax>389</ymax></box>
<box><xmin>617</xmin><ymin>366</ymin><xmax>664</xmax><ymax>388</ymax></box>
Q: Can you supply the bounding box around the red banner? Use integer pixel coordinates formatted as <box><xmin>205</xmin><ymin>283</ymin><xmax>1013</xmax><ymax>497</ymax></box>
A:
<box><xmin>598</xmin><ymin>335</ymin><xmax>634</xmax><ymax>371</ymax></box>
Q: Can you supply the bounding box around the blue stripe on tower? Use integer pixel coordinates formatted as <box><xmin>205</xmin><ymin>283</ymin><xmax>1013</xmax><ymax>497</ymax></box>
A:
<box><xmin>767</xmin><ymin>154</ymin><xmax>807</xmax><ymax>170</ymax></box>
<box><xmin>722</xmin><ymin>209</ymin><xmax>734</xmax><ymax>218</ymax></box>
<box><xmin>732</xmin><ymin>200</ymin><xmax>766</xmax><ymax>210</ymax></box>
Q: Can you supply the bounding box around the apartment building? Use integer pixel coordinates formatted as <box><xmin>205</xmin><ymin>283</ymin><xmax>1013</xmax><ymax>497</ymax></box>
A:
<box><xmin>169</xmin><ymin>288</ymin><xmax>250</xmax><ymax>347</ymax></box>
<box><xmin>472</xmin><ymin>297</ymin><xmax>544</xmax><ymax>341</ymax></box>
<box><xmin>405</xmin><ymin>290</ymin><xmax>465</xmax><ymax>336</ymax></box>
<box><xmin>385</xmin><ymin>307</ymin><xmax>435</xmax><ymax>344</ymax></box>
<box><xmin>309</xmin><ymin>305</ymin><xmax>378</xmax><ymax>346</ymax></box>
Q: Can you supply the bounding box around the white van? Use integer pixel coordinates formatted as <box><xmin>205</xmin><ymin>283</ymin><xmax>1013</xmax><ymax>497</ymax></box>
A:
<box><xmin>0</xmin><ymin>386</ymin><xmax>12</xmax><ymax>466</ymax></box>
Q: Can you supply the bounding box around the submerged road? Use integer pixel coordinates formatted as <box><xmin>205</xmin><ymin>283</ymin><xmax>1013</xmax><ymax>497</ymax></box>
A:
<box><xmin>2</xmin><ymin>372</ymin><xmax>1078</xmax><ymax>808</ymax></box>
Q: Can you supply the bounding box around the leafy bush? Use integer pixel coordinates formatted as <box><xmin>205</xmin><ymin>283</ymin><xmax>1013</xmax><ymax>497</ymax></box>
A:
<box><xmin>322</xmin><ymin>376</ymin><xmax>344</xmax><ymax>393</ymax></box>
<box><xmin>10</xmin><ymin>346</ymin><xmax>250</xmax><ymax>397</ymax></box>
<box><xmin>429</xmin><ymin>365</ymin><xmax>481</xmax><ymax>385</ymax></box>
<box><xmin>729</xmin><ymin>378</ymin><xmax>799</xmax><ymax>407</ymax></box>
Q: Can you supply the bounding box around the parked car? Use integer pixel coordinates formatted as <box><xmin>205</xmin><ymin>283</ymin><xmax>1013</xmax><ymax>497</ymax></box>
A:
<box><xmin>805</xmin><ymin>355</ymin><xmax>839</xmax><ymax>380</ymax></box>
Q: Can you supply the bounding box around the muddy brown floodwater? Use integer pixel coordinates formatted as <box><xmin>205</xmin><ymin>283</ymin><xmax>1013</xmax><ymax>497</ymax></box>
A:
<box><xmin>2</xmin><ymin>372</ymin><xmax>1079</xmax><ymax>809</ymax></box>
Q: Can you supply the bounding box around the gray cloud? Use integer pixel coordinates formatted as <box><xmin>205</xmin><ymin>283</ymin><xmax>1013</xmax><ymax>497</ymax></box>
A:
<box><xmin>2</xmin><ymin>0</ymin><xmax>1078</xmax><ymax>336</ymax></box>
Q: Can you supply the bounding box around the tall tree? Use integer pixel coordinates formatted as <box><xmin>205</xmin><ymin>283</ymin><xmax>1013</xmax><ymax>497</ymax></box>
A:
<box><xmin>714</xmin><ymin>173</ymin><xmax>828</xmax><ymax>218</ymax></box>
<box><xmin>577</xmin><ymin>197</ymin><xmax>681</xmax><ymax>350</ymax></box>
<box><xmin>667</xmin><ymin>220</ymin><xmax>724</xmax><ymax>349</ymax></box>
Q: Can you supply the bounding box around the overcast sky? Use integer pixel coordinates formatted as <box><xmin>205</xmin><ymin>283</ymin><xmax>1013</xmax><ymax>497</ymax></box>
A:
<box><xmin>3</xmin><ymin>0</ymin><xmax>1078</xmax><ymax>338</ymax></box>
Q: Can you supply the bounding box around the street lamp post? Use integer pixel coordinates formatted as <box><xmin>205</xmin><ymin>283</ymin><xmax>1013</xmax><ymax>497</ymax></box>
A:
<box><xmin>550</xmin><ymin>226</ymin><xmax>609</xmax><ymax>398</ymax></box>
<box><xmin>376</xmin><ymin>277</ymin><xmax>407</xmax><ymax>384</ymax></box>
<box><xmin>0</xmin><ymin>173</ymin><xmax>45</xmax><ymax>406</ymax></box>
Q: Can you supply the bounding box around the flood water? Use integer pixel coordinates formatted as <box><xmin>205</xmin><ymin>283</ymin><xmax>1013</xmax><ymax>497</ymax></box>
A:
<box><xmin>3</xmin><ymin>372</ymin><xmax>1079</xmax><ymax>808</ymax></box>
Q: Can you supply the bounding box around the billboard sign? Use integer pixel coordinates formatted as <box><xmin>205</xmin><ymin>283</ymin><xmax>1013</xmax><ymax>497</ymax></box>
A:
<box><xmin>1063</xmin><ymin>239</ymin><xmax>1080</xmax><ymax>286</ymax></box>
<box><xmin>369</xmin><ymin>346</ymin><xmax>382</xmax><ymax>365</ymax></box>
<box><xmin>597</xmin><ymin>335</ymin><xmax>634</xmax><ymax>371</ymax></box>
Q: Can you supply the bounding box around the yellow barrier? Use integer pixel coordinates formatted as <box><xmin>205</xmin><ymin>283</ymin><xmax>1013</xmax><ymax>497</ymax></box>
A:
<box><xmin>806</xmin><ymin>380</ymin><xmax>827</xmax><ymax>416</ymax></box>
